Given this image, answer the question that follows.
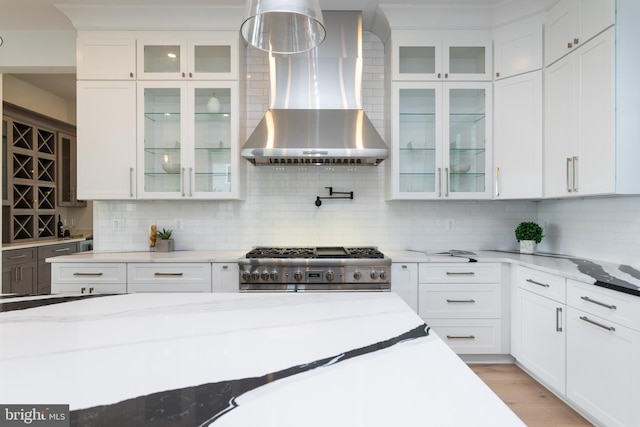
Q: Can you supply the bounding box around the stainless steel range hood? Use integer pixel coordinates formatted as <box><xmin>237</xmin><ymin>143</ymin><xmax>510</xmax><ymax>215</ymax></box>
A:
<box><xmin>242</xmin><ymin>11</ymin><xmax>388</xmax><ymax>166</ymax></box>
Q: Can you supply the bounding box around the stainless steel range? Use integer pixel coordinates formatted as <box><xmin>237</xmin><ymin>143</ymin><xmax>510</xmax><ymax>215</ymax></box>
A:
<box><xmin>238</xmin><ymin>247</ymin><xmax>391</xmax><ymax>292</ymax></box>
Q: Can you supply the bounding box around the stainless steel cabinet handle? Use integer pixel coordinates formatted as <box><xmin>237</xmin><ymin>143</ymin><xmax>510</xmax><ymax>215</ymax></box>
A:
<box><xmin>437</xmin><ymin>168</ymin><xmax>442</xmax><ymax>197</ymax></box>
<box><xmin>89</xmin><ymin>287</ymin><xmax>94</xmax><ymax>294</ymax></box>
<box><xmin>73</xmin><ymin>272</ymin><xmax>103</xmax><ymax>276</ymax></box>
<box><xmin>55</xmin><ymin>248</ymin><xmax>71</xmax><ymax>252</ymax></box>
<box><xmin>572</xmin><ymin>156</ymin><xmax>578</xmax><ymax>192</ymax></box>
<box><xmin>189</xmin><ymin>167</ymin><xmax>193</xmax><ymax>197</ymax></box>
<box><xmin>445</xmin><ymin>167</ymin><xmax>449</xmax><ymax>197</ymax></box>
<box><xmin>8</xmin><ymin>254</ymin><xmax>27</xmax><ymax>259</ymax></box>
<box><xmin>446</xmin><ymin>271</ymin><xmax>475</xmax><ymax>276</ymax></box>
<box><xmin>181</xmin><ymin>167</ymin><xmax>186</xmax><ymax>197</ymax></box>
<box><xmin>566</xmin><ymin>157</ymin><xmax>572</xmax><ymax>192</ymax></box>
<box><xmin>81</xmin><ymin>287</ymin><xmax>86</xmax><ymax>294</ymax></box>
<box><xmin>401</xmin><ymin>265</ymin><xmax>408</xmax><ymax>269</ymax></box>
<box><xmin>526</xmin><ymin>278</ymin><xmax>550</xmax><ymax>288</ymax></box>
<box><xmin>222</xmin><ymin>265</ymin><xmax>228</xmax><ymax>270</ymax></box>
<box><xmin>446</xmin><ymin>335</ymin><xmax>475</xmax><ymax>340</ymax></box>
<box><xmin>129</xmin><ymin>167</ymin><xmax>134</xmax><ymax>197</ymax></box>
<box><xmin>154</xmin><ymin>272</ymin><xmax>184</xmax><ymax>276</ymax></box>
<box><xmin>495</xmin><ymin>167</ymin><xmax>500</xmax><ymax>197</ymax></box>
<box><xmin>556</xmin><ymin>307</ymin><xmax>563</xmax><ymax>332</ymax></box>
<box><xmin>580</xmin><ymin>296</ymin><xmax>617</xmax><ymax>310</ymax></box>
<box><xmin>580</xmin><ymin>315</ymin><xmax>615</xmax><ymax>332</ymax></box>
<box><xmin>446</xmin><ymin>299</ymin><xmax>476</xmax><ymax>303</ymax></box>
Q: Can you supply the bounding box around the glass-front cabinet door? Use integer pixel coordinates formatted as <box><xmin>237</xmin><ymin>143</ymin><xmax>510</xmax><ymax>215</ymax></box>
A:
<box><xmin>137</xmin><ymin>32</ymin><xmax>238</xmax><ymax>80</ymax></box>
<box><xmin>137</xmin><ymin>81</ymin><xmax>238</xmax><ymax>199</ymax></box>
<box><xmin>444</xmin><ymin>82</ymin><xmax>491</xmax><ymax>198</ymax></box>
<box><xmin>390</xmin><ymin>82</ymin><xmax>491</xmax><ymax>200</ymax></box>
<box><xmin>393</xmin><ymin>83</ymin><xmax>442</xmax><ymax>198</ymax></box>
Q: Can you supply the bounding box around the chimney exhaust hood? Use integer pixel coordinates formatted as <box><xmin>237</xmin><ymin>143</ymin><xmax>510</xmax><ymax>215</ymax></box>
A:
<box><xmin>242</xmin><ymin>11</ymin><xmax>388</xmax><ymax>166</ymax></box>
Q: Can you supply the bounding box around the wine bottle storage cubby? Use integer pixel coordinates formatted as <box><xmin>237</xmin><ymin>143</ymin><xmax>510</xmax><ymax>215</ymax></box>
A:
<box><xmin>3</xmin><ymin>104</ymin><xmax>68</xmax><ymax>243</ymax></box>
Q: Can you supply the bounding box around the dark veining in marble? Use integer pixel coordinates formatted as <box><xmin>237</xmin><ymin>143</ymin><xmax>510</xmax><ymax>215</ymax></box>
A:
<box><xmin>618</xmin><ymin>264</ymin><xmax>640</xmax><ymax>283</ymax></box>
<box><xmin>568</xmin><ymin>258</ymin><xmax>640</xmax><ymax>295</ymax></box>
<box><xmin>0</xmin><ymin>294</ymin><xmax>114</xmax><ymax>313</ymax></box>
<box><xmin>70</xmin><ymin>323</ymin><xmax>431</xmax><ymax>426</ymax></box>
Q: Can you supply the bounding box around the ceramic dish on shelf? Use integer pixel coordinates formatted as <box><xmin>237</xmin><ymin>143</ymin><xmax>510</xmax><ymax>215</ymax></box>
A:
<box><xmin>450</xmin><ymin>163</ymin><xmax>471</xmax><ymax>173</ymax></box>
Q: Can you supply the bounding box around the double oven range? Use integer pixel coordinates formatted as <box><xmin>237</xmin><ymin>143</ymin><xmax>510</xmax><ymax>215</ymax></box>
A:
<box><xmin>238</xmin><ymin>247</ymin><xmax>391</xmax><ymax>292</ymax></box>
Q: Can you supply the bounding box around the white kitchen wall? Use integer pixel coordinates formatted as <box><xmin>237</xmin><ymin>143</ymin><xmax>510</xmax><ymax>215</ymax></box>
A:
<box><xmin>94</xmin><ymin>32</ymin><xmax>540</xmax><ymax>253</ymax></box>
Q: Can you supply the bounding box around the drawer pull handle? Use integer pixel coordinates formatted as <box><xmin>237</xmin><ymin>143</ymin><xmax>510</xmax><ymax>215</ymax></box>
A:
<box><xmin>154</xmin><ymin>272</ymin><xmax>184</xmax><ymax>276</ymax></box>
<box><xmin>55</xmin><ymin>248</ymin><xmax>71</xmax><ymax>252</ymax></box>
<box><xmin>8</xmin><ymin>254</ymin><xmax>27</xmax><ymax>259</ymax></box>
<box><xmin>526</xmin><ymin>278</ymin><xmax>549</xmax><ymax>288</ymax></box>
<box><xmin>446</xmin><ymin>299</ymin><xmax>476</xmax><ymax>303</ymax></box>
<box><xmin>446</xmin><ymin>335</ymin><xmax>475</xmax><ymax>340</ymax></box>
<box><xmin>73</xmin><ymin>272</ymin><xmax>103</xmax><ymax>276</ymax></box>
<box><xmin>90</xmin><ymin>287</ymin><xmax>94</xmax><ymax>294</ymax></box>
<box><xmin>446</xmin><ymin>272</ymin><xmax>475</xmax><ymax>276</ymax></box>
<box><xmin>81</xmin><ymin>287</ymin><xmax>86</xmax><ymax>294</ymax></box>
<box><xmin>556</xmin><ymin>307</ymin><xmax>563</xmax><ymax>332</ymax></box>
<box><xmin>579</xmin><ymin>316</ymin><xmax>615</xmax><ymax>332</ymax></box>
<box><xmin>580</xmin><ymin>296</ymin><xmax>616</xmax><ymax>310</ymax></box>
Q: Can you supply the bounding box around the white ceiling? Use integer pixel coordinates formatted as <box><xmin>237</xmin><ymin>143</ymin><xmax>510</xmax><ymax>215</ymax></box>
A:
<box><xmin>1</xmin><ymin>0</ymin><xmax>505</xmax><ymax>102</ymax></box>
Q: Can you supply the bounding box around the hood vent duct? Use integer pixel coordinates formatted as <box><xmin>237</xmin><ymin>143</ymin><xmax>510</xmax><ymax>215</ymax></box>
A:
<box><xmin>242</xmin><ymin>11</ymin><xmax>388</xmax><ymax>166</ymax></box>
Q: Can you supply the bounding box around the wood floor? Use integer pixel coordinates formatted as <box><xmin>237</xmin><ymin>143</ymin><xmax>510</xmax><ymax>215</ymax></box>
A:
<box><xmin>469</xmin><ymin>364</ymin><xmax>594</xmax><ymax>427</ymax></box>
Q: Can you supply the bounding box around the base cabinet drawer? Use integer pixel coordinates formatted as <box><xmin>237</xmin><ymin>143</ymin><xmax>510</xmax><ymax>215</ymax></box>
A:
<box><xmin>427</xmin><ymin>319</ymin><xmax>503</xmax><ymax>354</ymax></box>
<box><xmin>418</xmin><ymin>283</ymin><xmax>501</xmax><ymax>318</ymax></box>
<box><xmin>419</xmin><ymin>263</ymin><xmax>501</xmax><ymax>283</ymax></box>
<box><xmin>51</xmin><ymin>263</ymin><xmax>127</xmax><ymax>284</ymax></box>
<box><xmin>128</xmin><ymin>263</ymin><xmax>212</xmax><ymax>293</ymax></box>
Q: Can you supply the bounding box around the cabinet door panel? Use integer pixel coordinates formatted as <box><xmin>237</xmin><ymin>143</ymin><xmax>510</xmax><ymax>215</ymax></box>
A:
<box><xmin>77</xmin><ymin>81</ymin><xmax>137</xmax><ymax>200</ymax></box>
<box><xmin>567</xmin><ymin>307</ymin><xmax>640</xmax><ymax>427</ymax></box>
<box><xmin>576</xmin><ymin>29</ymin><xmax>614</xmax><ymax>195</ymax></box>
<box><xmin>545</xmin><ymin>0</ymin><xmax>580</xmax><ymax>66</ymax></box>
<box><xmin>494</xmin><ymin>72</ymin><xmax>542</xmax><ymax>199</ymax></box>
<box><xmin>579</xmin><ymin>0</ymin><xmax>615</xmax><ymax>45</ymax></box>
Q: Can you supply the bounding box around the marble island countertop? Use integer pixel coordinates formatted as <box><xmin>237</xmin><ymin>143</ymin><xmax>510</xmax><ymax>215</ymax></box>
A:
<box><xmin>0</xmin><ymin>293</ymin><xmax>525</xmax><ymax>426</ymax></box>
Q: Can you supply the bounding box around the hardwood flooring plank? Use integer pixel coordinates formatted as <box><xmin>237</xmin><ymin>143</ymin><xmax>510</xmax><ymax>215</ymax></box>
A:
<box><xmin>469</xmin><ymin>364</ymin><xmax>594</xmax><ymax>427</ymax></box>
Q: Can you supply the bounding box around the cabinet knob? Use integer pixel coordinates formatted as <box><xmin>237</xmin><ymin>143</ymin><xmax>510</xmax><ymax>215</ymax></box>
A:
<box><xmin>496</xmin><ymin>72</ymin><xmax>500</xmax><ymax>78</ymax></box>
<box><xmin>130</xmin><ymin>72</ymin><xmax>134</xmax><ymax>78</ymax></box>
<box><xmin>181</xmin><ymin>72</ymin><xmax>186</xmax><ymax>78</ymax></box>
<box><xmin>437</xmin><ymin>72</ymin><xmax>441</xmax><ymax>78</ymax></box>
<box><xmin>189</xmin><ymin>72</ymin><xmax>193</xmax><ymax>78</ymax></box>
<box><xmin>568</xmin><ymin>41</ymin><xmax>573</xmax><ymax>48</ymax></box>
<box><xmin>444</xmin><ymin>73</ymin><xmax>449</xmax><ymax>78</ymax></box>
<box><xmin>222</xmin><ymin>265</ymin><xmax>228</xmax><ymax>270</ymax></box>
<box><xmin>574</xmin><ymin>37</ymin><xmax>579</xmax><ymax>45</ymax></box>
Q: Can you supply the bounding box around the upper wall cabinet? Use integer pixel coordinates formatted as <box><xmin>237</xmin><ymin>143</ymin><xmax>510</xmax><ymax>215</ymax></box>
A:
<box><xmin>77</xmin><ymin>31</ymin><xmax>137</xmax><ymax>80</ymax></box>
<box><xmin>391</xmin><ymin>31</ymin><xmax>492</xmax><ymax>81</ymax></box>
<box><xmin>493</xmin><ymin>14</ymin><xmax>544</xmax><ymax>80</ymax></box>
<box><xmin>545</xmin><ymin>0</ymin><xmax>615</xmax><ymax>66</ymax></box>
<box><xmin>137</xmin><ymin>32</ymin><xmax>238</xmax><ymax>80</ymax></box>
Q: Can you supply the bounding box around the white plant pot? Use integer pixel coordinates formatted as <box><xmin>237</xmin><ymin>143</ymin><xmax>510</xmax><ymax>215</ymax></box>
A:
<box><xmin>519</xmin><ymin>240</ymin><xmax>537</xmax><ymax>254</ymax></box>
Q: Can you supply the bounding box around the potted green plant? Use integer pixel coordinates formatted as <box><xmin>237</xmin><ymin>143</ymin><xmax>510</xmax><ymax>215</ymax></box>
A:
<box><xmin>515</xmin><ymin>221</ymin><xmax>543</xmax><ymax>254</ymax></box>
<box><xmin>156</xmin><ymin>228</ymin><xmax>174</xmax><ymax>252</ymax></box>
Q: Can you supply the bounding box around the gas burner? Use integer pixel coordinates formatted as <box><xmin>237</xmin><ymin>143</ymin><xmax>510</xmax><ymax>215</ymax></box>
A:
<box><xmin>345</xmin><ymin>247</ymin><xmax>385</xmax><ymax>259</ymax></box>
<box><xmin>246</xmin><ymin>247</ymin><xmax>315</xmax><ymax>259</ymax></box>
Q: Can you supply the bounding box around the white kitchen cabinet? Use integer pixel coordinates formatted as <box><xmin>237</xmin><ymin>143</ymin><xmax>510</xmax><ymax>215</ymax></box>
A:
<box><xmin>566</xmin><ymin>279</ymin><xmax>640</xmax><ymax>427</ymax></box>
<box><xmin>137</xmin><ymin>32</ymin><xmax>238</xmax><ymax>81</ymax></box>
<box><xmin>512</xmin><ymin>266</ymin><xmax>567</xmax><ymax>394</ymax></box>
<box><xmin>545</xmin><ymin>0</ymin><xmax>615</xmax><ymax>66</ymax></box>
<box><xmin>418</xmin><ymin>263</ymin><xmax>504</xmax><ymax>354</ymax></box>
<box><xmin>77</xmin><ymin>81</ymin><xmax>137</xmax><ymax>200</ymax></box>
<box><xmin>137</xmin><ymin>80</ymin><xmax>240</xmax><ymax>199</ymax></box>
<box><xmin>391</xmin><ymin>30</ymin><xmax>492</xmax><ymax>81</ymax></box>
<box><xmin>391</xmin><ymin>262</ymin><xmax>418</xmax><ymax>312</ymax></box>
<box><xmin>389</xmin><ymin>81</ymin><xmax>492</xmax><ymax>200</ymax></box>
<box><xmin>212</xmin><ymin>262</ymin><xmax>239</xmax><ymax>293</ymax></box>
<box><xmin>51</xmin><ymin>263</ymin><xmax>127</xmax><ymax>294</ymax></box>
<box><xmin>545</xmin><ymin>28</ymin><xmax>614</xmax><ymax>198</ymax></box>
<box><xmin>76</xmin><ymin>31</ymin><xmax>136</xmax><ymax>80</ymax></box>
<box><xmin>492</xmin><ymin>14</ymin><xmax>543</xmax><ymax>80</ymax></box>
<box><xmin>127</xmin><ymin>262</ymin><xmax>212</xmax><ymax>292</ymax></box>
<box><xmin>493</xmin><ymin>71</ymin><xmax>543</xmax><ymax>199</ymax></box>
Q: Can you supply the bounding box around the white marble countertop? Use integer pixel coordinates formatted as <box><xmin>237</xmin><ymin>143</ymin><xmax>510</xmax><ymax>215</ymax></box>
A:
<box><xmin>0</xmin><ymin>292</ymin><xmax>524</xmax><ymax>426</ymax></box>
<box><xmin>2</xmin><ymin>237</ymin><xmax>88</xmax><ymax>251</ymax></box>
<box><xmin>45</xmin><ymin>250</ymin><xmax>246</xmax><ymax>264</ymax></box>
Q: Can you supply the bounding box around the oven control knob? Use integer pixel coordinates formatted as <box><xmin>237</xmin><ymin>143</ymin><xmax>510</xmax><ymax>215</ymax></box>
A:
<box><xmin>250</xmin><ymin>271</ymin><xmax>260</xmax><ymax>281</ymax></box>
<box><xmin>353</xmin><ymin>271</ymin><xmax>362</xmax><ymax>280</ymax></box>
<box><xmin>293</xmin><ymin>271</ymin><xmax>303</xmax><ymax>282</ymax></box>
<box><xmin>270</xmin><ymin>270</ymin><xmax>279</xmax><ymax>281</ymax></box>
<box><xmin>379</xmin><ymin>270</ymin><xmax>388</xmax><ymax>281</ymax></box>
<box><xmin>260</xmin><ymin>270</ymin><xmax>270</xmax><ymax>281</ymax></box>
<box><xmin>326</xmin><ymin>270</ymin><xmax>335</xmax><ymax>282</ymax></box>
<box><xmin>241</xmin><ymin>271</ymin><xmax>251</xmax><ymax>282</ymax></box>
<box><xmin>370</xmin><ymin>270</ymin><xmax>379</xmax><ymax>280</ymax></box>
